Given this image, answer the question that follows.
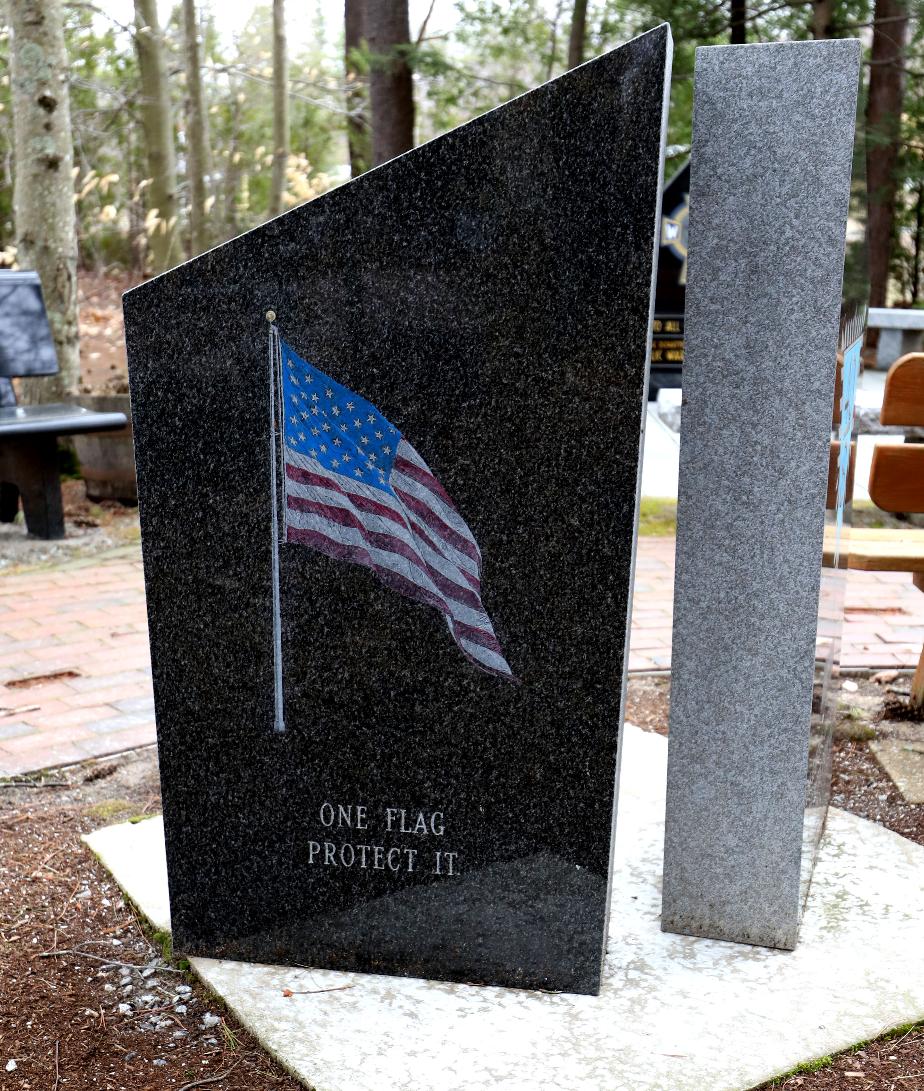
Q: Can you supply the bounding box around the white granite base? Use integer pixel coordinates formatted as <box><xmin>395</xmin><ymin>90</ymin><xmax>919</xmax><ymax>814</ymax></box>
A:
<box><xmin>84</xmin><ymin>725</ymin><xmax>924</xmax><ymax>1091</ymax></box>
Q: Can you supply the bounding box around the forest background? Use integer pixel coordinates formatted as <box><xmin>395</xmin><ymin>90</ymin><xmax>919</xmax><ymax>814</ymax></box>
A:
<box><xmin>1</xmin><ymin>0</ymin><xmax>922</xmax><ymax>398</ymax></box>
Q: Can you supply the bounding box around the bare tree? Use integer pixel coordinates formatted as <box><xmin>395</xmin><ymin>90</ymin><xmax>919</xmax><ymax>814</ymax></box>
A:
<box><xmin>269</xmin><ymin>0</ymin><xmax>289</xmax><ymax>217</ymax></box>
<box><xmin>133</xmin><ymin>0</ymin><xmax>181</xmax><ymax>274</ymax></box>
<box><xmin>567</xmin><ymin>0</ymin><xmax>588</xmax><ymax>69</ymax></box>
<box><xmin>345</xmin><ymin>0</ymin><xmax>369</xmax><ymax>178</ymax></box>
<box><xmin>809</xmin><ymin>0</ymin><xmax>834</xmax><ymax>38</ymax></box>
<box><xmin>10</xmin><ymin>0</ymin><xmax>79</xmax><ymax>399</ymax></box>
<box><xmin>866</xmin><ymin>0</ymin><xmax>909</xmax><ymax>318</ymax></box>
<box><xmin>730</xmin><ymin>0</ymin><xmax>746</xmax><ymax>43</ymax></box>
<box><xmin>182</xmin><ymin>0</ymin><xmax>210</xmax><ymax>255</ymax></box>
<box><xmin>366</xmin><ymin>0</ymin><xmax>414</xmax><ymax>166</ymax></box>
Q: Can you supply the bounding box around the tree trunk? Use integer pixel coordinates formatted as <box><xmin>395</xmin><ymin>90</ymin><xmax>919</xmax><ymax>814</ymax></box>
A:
<box><xmin>366</xmin><ymin>0</ymin><xmax>414</xmax><ymax>167</ymax></box>
<box><xmin>10</xmin><ymin>0</ymin><xmax>80</xmax><ymax>401</ymax></box>
<box><xmin>133</xmin><ymin>0</ymin><xmax>181</xmax><ymax>275</ymax></box>
<box><xmin>223</xmin><ymin>83</ymin><xmax>243</xmax><ymax>235</ymax></box>
<box><xmin>730</xmin><ymin>0</ymin><xmax>746</xmax><ymax>43</ymax></box>
<box><xmin>810</xmin><ymin>0</ymin><xmax>834</xmax><ymax>37</ymax></box>
<box><xmin>345</xmin><ymin>0</ymin><xmax>369</xmax><ymax>178</ymax></box>
<box><xmin>182</xmin><ymin>0</ymin><xmax>209</xmax><ymax>255</ymax></box>
<box><xmin>866</xmin><ymin>0</ymin><xmax>909</xmax><ymax>318</ymax></box>
<box><xmin>567</xmin><ymin>0</ymin><xmax>588</xmax><ymax>69</ymax></box>
<box><xmin>912</xmin><ymin>183</ymin><xmax>923</xmax><ymax>306</ymax></box>
<box><xmin>269</xmin><ymin>0</ymin><xmax>289</xmax><ymax>218</ymax></box>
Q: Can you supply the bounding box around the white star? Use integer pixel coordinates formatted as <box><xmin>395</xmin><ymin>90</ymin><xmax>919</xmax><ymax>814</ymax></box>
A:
<box><xmin>311</xmin><ymin>427</ymin><xmax>320</xmax><ymax>436</ymax></box>
<box><xmin>309</xmin><ymin>447</ymin><xmax>317</xmax><ymax>458</ymax></box>
<box><xmin>382</xmin><ymin>445</ymin><xmax>391</xmax><ymax>455</ymax></box>
<box><xmin>300</xmin><ymin>411</ymin><xmax>308</xmax><ymax>420</ymax></box>
<box><xmin>322</xmin><ymin>422</ymin><xmax>331</xmax><ymax>432</ymax></box>
<box><xmin>291</xmin><ymin>375</ymin><xmax>299</xmax><ymax>386</ymax></box>
<box><xmin>290</xmin><ymin>395</ymin><xmax>299</xmax><ymax>406</ymax></box>
<box><xmin>346</xmin><ymin>401</ymin><xmax>354</xmax><ymax>410</ymax></box>
<box><xmin>388</xmin><ymin>426</ymin><xmax>396</xmax><ymax>433</ymax></box>
<box><xmin>319</xmin><ymin>444</ymin><xmax>327</xmax><ymax>454</ymax></box>
<box><xmin>299</xmin><ymin>391</ymin><xmax>308</xmax><ymax>401</ymax></box>
<box><xmin>287</xmin><ymin>359</ymin><xmax>294</xmax><ymax>369</ymax></box>
<box><xmin>360</xmin><ymin>436</ymin><xmax>369</xmax><ymax>446</ymax></box>
<box><xmin>353</xmin><ymin>418</ymin><xmax>362</xmax><ymax>428</ymax></box>
<box><xmin>332</xmin><ymin>458</ymin><xmax>340</xmax><ymax>468</ymax></box>
<box><xmin>288</xmin><ymin>437</ymin><xmax>297</xmax><ymax>447</ymax></box>
<box><xmin>311</xmin><ymin>393</ymin><xmax>319</xmax><ymax>402</ymax></box>
<box><xmin>374</xmin><ymin>430</ymin><xmax>383</xmax><ymax>440</ymax></box>
<box><xmin>354</xmin><ymin>467</ymin><xmax>363</xmax><ymax>477</ymax></box>
<box><xmin>342</xmin><ymin>452</ymin><xmax>351</xmax><ymax>463</ymax></box>
<box><xmin>290</xmin><ymin>415</ymin><xmax>297</xmax><ymax>425</ymax></box>
<box><xmin>333</xmin><ymin>437</ymin><xmax>341</xmax><ymax>447</ymax></box>
<box><xmin>340</xmin><ymin>423</ymin><xmax>348</xmax><ymax>432</ymax></box>
<box><xmin>298</xmin><ymin>431</ymin><xmax>306</xmax><ymax>441</ymax></box>
<box><xmin>305</xmin><ymin>373</ymin><xmax>313</xmax><ymax>383</ymax></box>
<box><xmin>311</xmin><ymin>406</ymin><xmax>319</xmax><ymax>416</ymax></box>
<box><xmin>331</xmin><ymin>406</ymin><xmax>340</xmax><ymax>417</ymax></box>
<box><xmin>325</xmin><ymin>388</ymin><xmax>334</xmax><ymax>398</ymax></box>
<box><xmin>367</xmin><ymin>453</ymin><xmax>377</xmax><ymax>464</ymax></box>
<box><xmin>367</xmin><ymin>414</ymin><xmax>376</xmax><ymax>424</ymax></box>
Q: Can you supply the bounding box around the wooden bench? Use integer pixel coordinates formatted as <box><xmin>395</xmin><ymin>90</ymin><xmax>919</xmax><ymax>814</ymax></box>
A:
<box><xmin>848</xmin><ymin>352</ymin><xmax>924</xmax><ymax>708</ymax></box>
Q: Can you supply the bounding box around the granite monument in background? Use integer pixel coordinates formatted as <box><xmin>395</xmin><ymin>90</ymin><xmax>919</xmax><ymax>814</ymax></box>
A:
<box><xmin>661</xmin><ymin>38</ymin><xmax>863</xmax><ymax>949</ymax></box>
<box><xmin>124</xmin><ymin>26</ymin><xmax>672</xmax><ymax>995</ymax></box>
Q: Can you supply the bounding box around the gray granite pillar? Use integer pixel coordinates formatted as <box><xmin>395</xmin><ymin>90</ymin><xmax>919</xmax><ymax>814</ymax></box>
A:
<box><xmin>661</xmin><ymin>39</ymin><xmax>862</xmax><ymax>949</ymax></box>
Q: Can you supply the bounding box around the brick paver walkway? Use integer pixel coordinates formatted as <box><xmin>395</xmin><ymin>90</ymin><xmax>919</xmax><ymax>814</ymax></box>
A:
<box><xmin>1</xmin><ymin>539</ymin><xmax>922</xmax><ymax>776</ymax></box>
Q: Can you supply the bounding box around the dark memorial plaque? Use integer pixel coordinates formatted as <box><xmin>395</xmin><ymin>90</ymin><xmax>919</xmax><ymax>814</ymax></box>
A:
<box><xmin>651</xmin><ymin>161</ymin><xmax>689</xmax><ymax>391</ymax></box>
<box><xmin>124</xmin><ymin>26</ymin><xmax>671</xmax><ymax>996</ymax></box>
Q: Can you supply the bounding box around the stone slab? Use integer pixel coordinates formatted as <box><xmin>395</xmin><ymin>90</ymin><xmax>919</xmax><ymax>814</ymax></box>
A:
<box><xmin>871</xmin><ymin>739</ymin><xmax>924</xmax><ymax>803</ymax></box>
<box><xmin>662</xmin><ymin>39</ymin><xmax>862</xmax><ymax>949</ymax></box>
<box><xmin>123</xmin><ymin>27</ymin><xmax>671</xmax><ymax>995</ymax></box>
<box><xmin>85</xmin><ymin>724</ymin><xmax>924</xmax><ymax>1091</ymax></box>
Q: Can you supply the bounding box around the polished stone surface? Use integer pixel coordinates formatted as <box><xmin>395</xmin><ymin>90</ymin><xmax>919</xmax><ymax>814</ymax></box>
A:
<box><xmin>662</xmin><ymin>39</ymin><xmax>861</xmax><ymax>949</ymax></box>
<box><xmin>123</xmin><ymin>27</ymin><xmax>671</xmax><ymax>994</ymax></box>
<box><xmin>85</xmin><ymin>724</ymin><xmax>924</xmax><ymax>1091</ymax></box>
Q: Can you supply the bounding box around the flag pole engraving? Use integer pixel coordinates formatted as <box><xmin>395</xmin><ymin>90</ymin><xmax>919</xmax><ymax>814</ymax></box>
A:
<box><xmin>267</xmin><ymin>316</ymin><xmax>286</xmax><ymax>732</ymax></box>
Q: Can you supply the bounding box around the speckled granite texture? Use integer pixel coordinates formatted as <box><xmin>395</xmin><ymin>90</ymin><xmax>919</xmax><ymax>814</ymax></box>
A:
<box><xmin>123</xmin><ymin>26</ymin><xmax>672</xmax><ymax>995</ymax></box>
<box><xmin>661</xmin><ymin>39</ymin><xmax>861</xmax><ymax>949</ymax></box>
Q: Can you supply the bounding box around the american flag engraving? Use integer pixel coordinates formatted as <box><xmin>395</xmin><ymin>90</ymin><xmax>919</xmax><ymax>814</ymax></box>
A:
<box><xmin>278</xmin><ymin>339</ymin><xmax>513</xmax><ymax>681</ymax></box>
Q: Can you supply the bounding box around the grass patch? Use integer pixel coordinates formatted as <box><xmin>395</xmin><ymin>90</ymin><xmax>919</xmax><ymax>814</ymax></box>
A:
<box><xmin>83</xmin><ymin>798</ymin><xmax>134</xmax><ymax>821</ymax></box>
<box><xmin>638</xmin><ymin>498</ymin><xmax>676</xmax><ymax>537</ymax></box>
<box><xmin>766</xmin><ymin>1054</ymin><xmax>834</xmax><ymax>1084</ymax></box>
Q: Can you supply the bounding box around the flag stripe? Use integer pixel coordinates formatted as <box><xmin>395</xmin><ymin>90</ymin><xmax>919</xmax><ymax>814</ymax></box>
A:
<box><xmin>392</xmin><ymin>484</ymin><xmax>481</xmax><ymax>566</ymax></box>
<box><xmin>286</xmin><ymin>496</ymin><xmax>484</xmax><ymax>613</ymax></box>
<box><xmin>393</xmin><ymin>454</ymin><xmax>456</xmax><ymax>509</ymax></box>
<box><xmin>286</xmin><ymin>521</ymin><xmax>503</xmax><ymax>655</ymax></box>
<box><xmin>285</xmin><ymin>462</ymin><xmax>481</xmax><ymax>587</ymax></box>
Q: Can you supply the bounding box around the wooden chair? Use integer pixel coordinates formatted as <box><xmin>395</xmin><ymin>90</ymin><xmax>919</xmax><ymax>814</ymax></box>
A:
<box><xmin>850</xmin><ymin>353</ymin><xmax>924</xmax><ymax>707</ymax></box>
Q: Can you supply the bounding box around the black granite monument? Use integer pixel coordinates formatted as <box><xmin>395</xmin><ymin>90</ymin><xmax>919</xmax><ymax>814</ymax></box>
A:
<box><xmin>124</xmin><ymin>26</ymin><xmax>671</xmax><ymax>996</ymax></box>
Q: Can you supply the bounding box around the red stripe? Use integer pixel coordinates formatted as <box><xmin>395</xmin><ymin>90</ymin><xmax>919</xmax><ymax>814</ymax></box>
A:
<box><xmin>288</xmin><ymin>497</ymin><xmax>486</xmax><ymax>614</ymax></box>
<box><xmin>393</xmin><ymin>486</ymin><xmax>480</xmax><ymax>566</ymax></box>
<box><xmin>393</xmin><ymin>455</ymin><xmax>457</xmax><ymax>510</ymax></box>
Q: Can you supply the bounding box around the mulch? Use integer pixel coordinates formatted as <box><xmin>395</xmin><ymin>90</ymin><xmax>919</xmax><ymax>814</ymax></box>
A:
<box><xmin>0</xmin><ymin>753</ymin><xmax>304</xmax><ymax>1091</ymax></box>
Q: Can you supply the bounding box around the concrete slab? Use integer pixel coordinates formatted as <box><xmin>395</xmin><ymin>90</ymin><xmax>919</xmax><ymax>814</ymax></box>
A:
<box><xmin>871</xmin><ymin>738</ymin><xmax>924</xmax><ymax>803</ymax></box>
<box><xmin>85</xmin><ymin>725</ymin><xmax>924</xmax><ymax>1091</ymax></box>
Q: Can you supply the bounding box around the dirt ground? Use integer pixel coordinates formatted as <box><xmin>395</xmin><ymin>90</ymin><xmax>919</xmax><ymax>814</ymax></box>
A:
<box><xmin>0</xmin><ymin>749</ymin><xmax>304</xmax><ymax>1090</ymax></box>
<box><xmin>0</xmin><ymin>480</ymin><xmax>140</xmax><ymax>574</ymax></box>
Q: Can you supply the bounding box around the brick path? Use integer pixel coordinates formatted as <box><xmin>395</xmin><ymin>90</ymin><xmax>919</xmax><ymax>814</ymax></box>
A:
<box><xmin>1</xmin><ymin>539</ymin><xmax>922</xmax><ymax>777</ymax></box>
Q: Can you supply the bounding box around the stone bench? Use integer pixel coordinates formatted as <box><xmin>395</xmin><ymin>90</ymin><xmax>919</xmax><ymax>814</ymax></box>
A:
<box><xmin>0</xmin><ymin>403</ymin><xmax>127</xmax><ymax>539</ymax></box>
<box><xmin>868</xmin><ymin>307</ymin><xmax>924</xmax><ymax>369</ymax></box>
